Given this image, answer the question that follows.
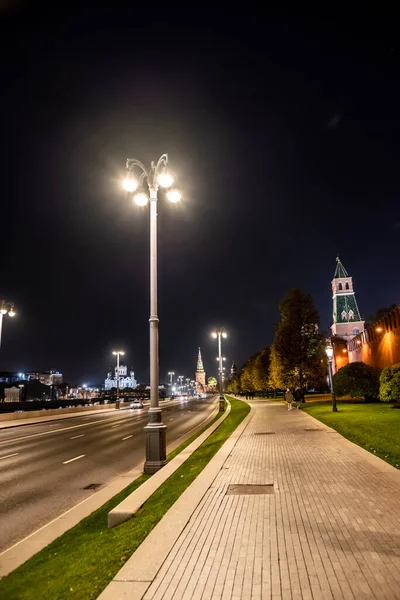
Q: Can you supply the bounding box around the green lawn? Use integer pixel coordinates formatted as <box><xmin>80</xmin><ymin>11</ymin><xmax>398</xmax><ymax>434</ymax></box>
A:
<box><xmin>303</xmin><ymin>402</ymin><xmax>400</xmax><ymax>469</ymax></box>
<box><xmin>0</xmin><ymin>397</ymin><xmax>250</xmax><ymax>600</ymax></box>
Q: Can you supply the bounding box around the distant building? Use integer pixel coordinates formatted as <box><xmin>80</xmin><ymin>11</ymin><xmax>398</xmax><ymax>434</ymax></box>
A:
<box><xmin>4</xmin><ymin>386</ymin><xmax>21</xmax><ymax>402</ymax></box>
<box><xmin>104</xmin><ymin>365</ymin><xmax>137</xmax><ymax>390</ymax></box>
<box><xmin>26</xmin><ymin>371</ymin><xmax>63</xmax><ymax>385</ymax></box>
<box><xmin>331</xmin><ymin>257</ymin><xmax>364</xmax><ymax>341</ymax></box>
<box><xmin>195</xmin><ymin>347</ymin><xmax>206</xmax><ymax>393</ymax></box>
<box><xmin>0</xmin><ymin>370</ymin><xmax>62</xmax><ymax>385</ymax></box>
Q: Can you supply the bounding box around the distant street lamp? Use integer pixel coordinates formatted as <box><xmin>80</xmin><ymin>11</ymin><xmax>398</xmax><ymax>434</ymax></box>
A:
<box><xmin>212</xmin><ymin>328</ymin><xmax>227</xmax><ymax>410</ymax></box>
<box><xmin>178</xmin><ymin>375</ymin><xmax>184</xmax><ymax>394</ymax></box>
<box><xmin>0</xmin><ymin>300</ymin><xmax>16</xmax><ymax>349</ymax></box>
<box><xmin>325</xmin><ymin>343</ymin><xmax>338</xmax><ymax>412</ymax></box>
<box><xmin>168</xmin><ymin>371</ymin><xmax>175</xmax><ymax>386</ymax></box>
<box><xmin>123</xmin><ymin>154</ymin><xmax>181</xmax><ymax>474</ymax></box>
<box><xmin>112</xmin><ymin>350</ymin><xmax>125</xmax><ymax>410</ymax></box>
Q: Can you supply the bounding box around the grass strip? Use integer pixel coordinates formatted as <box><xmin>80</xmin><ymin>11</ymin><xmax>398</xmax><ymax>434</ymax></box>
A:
<box><xmin>0</xmin><ymin>397</ymin><xmax>250</xmax><ymax>600</ymax></box>
<box><xmin>303</xmin><ymin>401</ymin><xmax>400</xmax><ymax>469</ymax></box>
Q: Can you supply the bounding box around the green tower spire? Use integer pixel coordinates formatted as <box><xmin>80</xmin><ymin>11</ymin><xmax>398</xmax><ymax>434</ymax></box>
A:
<box><xmin>331</xmin><ymin>256</ymin><xmax>364</xmax><ymax>340</ymax></box>
<box><xmin>197</xmin><ymin>347</ymin><xmax>205</xmax><ymax>372</ymax></box>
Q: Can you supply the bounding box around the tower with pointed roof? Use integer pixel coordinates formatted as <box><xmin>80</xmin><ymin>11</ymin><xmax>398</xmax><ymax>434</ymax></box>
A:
<box><xmin>331</xmin><ymin>257</ymin><xmax>364</xmax><ymax>340</ymax></box>
<box><xmin>230</xmin><ymin>361</ymin><xmax>237</xmax><ymax>376</ymax></box>
<box><xmin>195</xmin><ymin>347</ymin><xmax>206</xmax><ymax>392</ymax></box>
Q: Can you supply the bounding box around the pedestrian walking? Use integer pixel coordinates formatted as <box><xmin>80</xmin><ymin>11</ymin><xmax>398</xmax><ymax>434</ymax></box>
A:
<box><xmin>294</xmin><ymin>387</ymin><xmax>302</xmax><ymax>409</ymax></box>
<box><xmin>285</xmin><ymin>389</ymin><xmax>294</xmax><ymax>411</ymax></box>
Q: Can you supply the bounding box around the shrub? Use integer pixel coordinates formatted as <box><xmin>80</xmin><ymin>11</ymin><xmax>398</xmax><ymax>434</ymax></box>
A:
<box><xmin>333</xmin><ymin>362</ymin><xmax>381</xmax><ymax>401</ymax></box>
<box><xmin>380</xmin><ymin>364</ymin><xmax>400</xmax><ymax>402</ymax></box>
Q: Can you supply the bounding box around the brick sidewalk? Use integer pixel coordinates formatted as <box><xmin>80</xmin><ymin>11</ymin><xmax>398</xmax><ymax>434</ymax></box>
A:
<box><xmin>143</xmin><ymin>400</ymin><xmax>400</xmax><ymax>600</ymax></box>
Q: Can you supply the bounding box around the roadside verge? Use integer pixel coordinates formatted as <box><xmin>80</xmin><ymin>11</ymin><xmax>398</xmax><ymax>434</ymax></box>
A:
<box><xmin>0</xmin><ymin>397</ymin><xmax>250</xmax><ymax>600</ymax></box>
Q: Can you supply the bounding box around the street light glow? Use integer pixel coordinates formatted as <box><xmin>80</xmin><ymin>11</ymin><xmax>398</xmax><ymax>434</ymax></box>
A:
<box><xmin>157</xmin><ymin>171</ymin><xmax>174</xmax><ymax>188</ymax></box>
<box><xmin>123</xmin><ymin>173</ymin><xmax>139</xmax><ymax>192</ymax></box>
<box><xmin>8</xmin><ymin>307</ymin><xmax>16</xmax><ymax>317</ymax></box>
<box><xmin>134</xmin><ymin>193</ymin><xmax>149</xmax><ymax>207</ymax></box>
<box><xmin>211</xmin><ymin>332</ymin><xmax>218</xmax><ymax>338</ymax></box>
<box><xmin>166</xmin><ymin>189</ymin><xmax>182</xmax><ymax>203</ymax></box>
<box><xmin>222</xmin><ymin>331</ymin><xmax>227</xmax><ymax>338</ymax></box>
<box><xmin>325</xmin><ymin>345</ymin><xmax>334</xmax><ymax>359</ymax></box>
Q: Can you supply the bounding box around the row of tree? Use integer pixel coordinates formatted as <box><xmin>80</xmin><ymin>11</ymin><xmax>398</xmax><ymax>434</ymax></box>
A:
<box><xmin>225</xmin><ymin>289</ymin><xmax>328</xmax><ymax>396</ymax></box>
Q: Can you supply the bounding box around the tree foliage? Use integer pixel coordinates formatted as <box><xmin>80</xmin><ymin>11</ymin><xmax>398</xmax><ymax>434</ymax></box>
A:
<box><xmin>271</xmin><ymin>289</ymin><xmax>326</xmax><ymax>391</ymax></box>
<box><xmin>380</xmin><ymin>364</ymin><xmax>400</xmax><ymax>402</ymax></box>
<box><xmin>225</xmin><ymin>347</ymin><xmax>271</xmax><ymax>394</ymax></box>
<box><xmin>333</xmin><ymin>362</ymin><xmax>381</xmax><ymax>401</ymax></box>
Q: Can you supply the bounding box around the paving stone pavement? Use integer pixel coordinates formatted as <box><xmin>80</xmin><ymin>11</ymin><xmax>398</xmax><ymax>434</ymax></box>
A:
<box><xmin>144</xmin><ymin>400</ymin><xmax>400</xmax><ymax>600</ymax></box>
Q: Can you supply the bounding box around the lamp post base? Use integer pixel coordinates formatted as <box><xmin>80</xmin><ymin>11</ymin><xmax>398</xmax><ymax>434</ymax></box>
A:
<box><xmin>144</xmin><ymin>411</ymin><xmax>167</xmax><ymax>474</ymax></box>
<box><xmin>219</xmin><ymin>396</ymin><xmax>225</xmax><ymax>411</ymax></box>
<box><xmin>115</xmin><ymin>400</ymin><xmax>120</xmax><ymax>410</ymax></box>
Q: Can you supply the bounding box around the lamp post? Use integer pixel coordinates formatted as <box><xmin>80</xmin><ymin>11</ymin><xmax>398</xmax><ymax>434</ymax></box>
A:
<box><xmin>168</xmin><ymin>371</ymin><xmax>175</xmax><ymax>386</ymax></box>
<box><xmin>123</xmin><ymin>154</ymin><xmax>181</xmax><ymax>474</ymax></box>
<box><xmin>112</xmin><ymin>350</ymin><xmax>125</xmax><ymax>409</ymax></box>
<box><xmin>0</xmin><ymin>300</ymin><xmax>16</xmax><ymax>349</ymax></box>
<box><xmin>325</xmin><ymin>343</ymin><xmax>338</xmax><ymax>412</ymax></box>
<box><xmin>178</xmin><ymin>375</ymin><xmax>184</xmax><ymax>395</ymax></box>
<box><xmin>212</xmin><ymin>328</ymin><xmax>227</xmax><ymax>411</ymax></box>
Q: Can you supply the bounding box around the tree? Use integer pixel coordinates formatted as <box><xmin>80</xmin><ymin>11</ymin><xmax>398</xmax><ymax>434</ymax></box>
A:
<box><xmin>240</xmin><ymin>354</ymin><xmax>258</xmax><ymax>393</ymax></box>
<box><xmin>253</xmin><ymin>347</ymin><xmax>271</xmax><ymax>391</ymax></box>
<box><xmin>272</xmin><ymin>289</ymin><xmax>326</xmax><ymax>396</ymax></box>
<box><xmin>380</xmin><ymin>364</ymin><xmax>400</xmax><ymax>402</ymax></box>
<box><xmin>333</xmin><ymin>362</ymin><xmax>381</xmax><ymax>401</ymax></box>
<box><xmin>208</xmin><ymin>377</ymin><xmax>217</xmax><ymax>390</ymax></box>
<box><xmin>268</xmin><ymin>345</ymin><xmax>286</xmax><ymax>392</ymax></box>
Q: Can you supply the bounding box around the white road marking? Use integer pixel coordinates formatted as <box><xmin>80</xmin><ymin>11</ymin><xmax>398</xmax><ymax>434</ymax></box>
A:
<box><xmin>0</xmin><ymin>416</ymin><xmax>129</xmax><ymax>447</ymax></box>
<box><xmin>0</xmin><ymin>453</ymin><xmax>19</xmax><ymax>460</ymax></box>
<box><xmin>63</xmin><ymin>454</ymin><xmax>85</xmax><ymax>465</ymax></box>
<box><xmin>70</xmin><ymin>434</ymin><xmax>84</xmax><ymax>439</ymax></box>
<box><xmin>169</xmin><ymin>418</ymin><xmax>174</xmax><ymax>421</ymax></box>
<box><xmin>111</xmin><ymin>424</ymin><xmax>120</xmax><ymax>428</ymax></box>
<box><xmin>122</xmin><ymin>435</ymin><xmax>133</xmax><ymax>440</ymax></box>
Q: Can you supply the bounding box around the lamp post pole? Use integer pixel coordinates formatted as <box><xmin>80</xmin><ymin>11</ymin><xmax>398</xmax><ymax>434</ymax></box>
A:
<box><xmin>113</xmin><ymin>350</ymin><xmax>125</xmax><ymax>410</ymax></box>
<box><xmin>0</xmin><ymin>300</ymin><xmax>16</xmax><ymax>349</ymax></box>
<box><xmin>212</xmin><ymin>327</ymin><xmax>227</xmax><ymax>411</ymax></box>
<box><xmin>123</xmin><ymin>155</ymin><xmax>181</xmax><ymax>474</ymax></box>
<box><xmin>325</xmin><ymin>343</ymin><xmax>338</xmax><ymax>412</ymax></box>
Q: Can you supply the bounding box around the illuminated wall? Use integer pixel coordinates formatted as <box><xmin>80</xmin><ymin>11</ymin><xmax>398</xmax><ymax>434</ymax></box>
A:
<box><xmin>346</xmin><ymin>306</ymin><xmax>400</xmax><ymax>369</ymax></box>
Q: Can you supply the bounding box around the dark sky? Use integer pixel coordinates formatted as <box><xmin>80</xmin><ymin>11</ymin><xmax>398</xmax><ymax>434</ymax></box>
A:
<box><xmin>1</xmin><ymin>8</ymin><xmax>399</xmax><ymax>385</ymax></box>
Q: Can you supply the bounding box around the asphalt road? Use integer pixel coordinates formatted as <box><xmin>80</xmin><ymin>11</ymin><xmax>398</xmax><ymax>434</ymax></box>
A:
<box><xmin>0</xmin><ymin>396</ymin><xmax>217</xmax><ymax>553</ymax></box>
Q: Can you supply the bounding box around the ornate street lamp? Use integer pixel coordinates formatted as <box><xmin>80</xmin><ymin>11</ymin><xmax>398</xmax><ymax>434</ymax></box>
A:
<box><xmin>325</xmin><ymin>343</ymin><xmax>338</xmax><ymax>412</ymax></box>
<box><xmin>122</xmin><ymin>154</ymin><xmax>181</xmax><ymax>474</ymax></box>
<box><xmin>0</xmin><ymin>300</ymin><xmax>16</xmax><ymax>349</ymax></box>
<box><xmin>112</xmin><ymin>350</ymin><xmax>125</xmax><ymax>409</ymax></box>
<box><xmin>211</xmin><ymin>327</ymin><xmax>227</xmax><ymax>410</ymax></box>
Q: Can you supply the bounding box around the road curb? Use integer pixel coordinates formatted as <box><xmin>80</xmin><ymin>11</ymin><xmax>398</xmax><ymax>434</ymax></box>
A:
<box><xmin>108</xmin><ymin>400</ymin><xmax>231</xmax><ymax>528</ymax></box>
<box><xmin>0</xmin><ymin>398</ymin><xmax>219</xmax><ymax>579</ymax></box>
<box><xmin>98</xmin><ymin>398</ymin><xmax>253</xmax><ymax>600</ymax></box>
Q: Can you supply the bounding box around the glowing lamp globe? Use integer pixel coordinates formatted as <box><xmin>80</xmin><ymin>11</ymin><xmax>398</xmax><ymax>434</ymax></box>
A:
<box><xmin>134</xmin><ymin>193</ymin><xmax>149</xmax><ymax>207</ymax></box>
<box><xmin>166</xmin><ymin>189</ymin><xmax>182</xmax><ymax>203</ymax></box>
<box><xmin>8</xmin><ymin>308</ymin><xmax>16</xmax><ymax>317</ymax></box>
<box><xmin>122</xmin><ymin>175</ymin><xmax>138</xmax><ymax>192</ymax></box>
<box><xmin>325</xmin><ymin>346</ymin><xmax>334</xmax><ymax>359</ymax></box>
<box><xmin>157</xmin><ymin>171</ymin><xmax>174</xmax><ymax>188</ymax></box>
<box><xmin>222</xmin><ymin>331</ymin><xmax>227</xmax><ymax>338</ymax></box>
<box><xmin>211</xmin><ymin>332</ymin><xmax>218</xmax><ymax>339</ymax></box>
<box><xmin>0</xmin><ymin>308</ymin><xmax>7</xmax><ymax>315</ymax></box>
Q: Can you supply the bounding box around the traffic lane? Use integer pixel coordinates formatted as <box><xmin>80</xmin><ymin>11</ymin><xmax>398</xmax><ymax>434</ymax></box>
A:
<box><xmin>0</xmin><ymin>397</ymin><xmax>193</xmax><ymax>443</ymax></box>
<box><xmin>0</xmin><ymin>398</ymin><xmax>214</xmax><ymax>486</ymax></box>
<box><xmin>0</xmin><ymin>397</ymin><xmax>217</xmax><ymax>552</ymax></box>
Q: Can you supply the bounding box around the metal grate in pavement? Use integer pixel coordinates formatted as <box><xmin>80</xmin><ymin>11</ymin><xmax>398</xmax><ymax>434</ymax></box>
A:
<box><xmin>255</xmin><ymin>432</ymin><xmax>275</xmax><ymax>435</ymax></box>
<box><xmin>226</xmin><ymin>484</ymin><xmax>274</xmax><ymax>495</ymax></box>
<box><xmin>304</xmin><ymin>428</ymin><xmax>325</xmax><ymax>432</ymax></box>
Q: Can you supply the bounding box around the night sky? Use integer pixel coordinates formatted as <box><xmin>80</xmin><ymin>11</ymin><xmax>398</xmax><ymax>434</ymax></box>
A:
<box><xmin>1</xmin><ymin>8</ymin><xmax>399</xmax><ymax>385</ymax></box>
